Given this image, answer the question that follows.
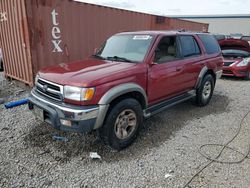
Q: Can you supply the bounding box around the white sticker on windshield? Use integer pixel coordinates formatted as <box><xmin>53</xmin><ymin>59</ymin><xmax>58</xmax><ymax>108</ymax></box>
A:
<box><xmin>133</xmin><ymin>35</ymin><xmax>152</xmax><ymax>40</ymax></box>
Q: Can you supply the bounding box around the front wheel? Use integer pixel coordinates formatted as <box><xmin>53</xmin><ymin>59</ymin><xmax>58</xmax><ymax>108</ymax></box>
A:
<box><xmin>195</xmin><ymin>74</ymin><xmax>215</xmax><ymax>106</ymax></box>
<box><xmin>245</xmin><ymin>72</ymin><xmax>250</xmax><ymax>80</ymax></box>
<box><xmin>98</xmin><ymin>98</ymin><xmax>143</xmax><ymax>150</ymax></box>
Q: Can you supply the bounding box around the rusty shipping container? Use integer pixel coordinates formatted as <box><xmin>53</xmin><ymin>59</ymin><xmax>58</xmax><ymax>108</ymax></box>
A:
<box><xmin>0</xmin><ymin>0</ymin><xmax>209</xmax><ymax>86</ymax></box>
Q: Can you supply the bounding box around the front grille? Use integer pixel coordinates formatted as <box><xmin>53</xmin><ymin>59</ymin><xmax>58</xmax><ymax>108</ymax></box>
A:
<box><xmin>38</xmin><ymin>79</ymin><xmax>60</xmax><ymax>91</ymax></box>
<box><xmin>36</xmin><ymin>78</ymin><xmax>63</xmax><ymax>101</ymax></box>
<box><xmin>223</xmin><ymin>70</ymin><xmax>233</xmax><ymax>74</ymax></box>
<box><xmin>223</xmin><ymin>61</ymin><xmax>235</xmax><ymax>66</ymax></box>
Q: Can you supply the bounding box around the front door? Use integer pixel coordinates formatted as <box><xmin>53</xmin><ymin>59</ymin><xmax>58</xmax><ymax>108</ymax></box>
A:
<box><xmin>147</xmin><ymin>35</ymin><xmax>186</xmax><ymax>105</ymax></box>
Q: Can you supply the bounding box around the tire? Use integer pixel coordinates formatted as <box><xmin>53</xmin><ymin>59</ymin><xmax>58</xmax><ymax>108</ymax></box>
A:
<box><xmin>0</xmin><ymin>61</ymin><xmax>3</xmax><ymax>71</ymax></box>
<box><xmin>98</xmin><ymin>98</ymin><xmax>143</xmax><ymax>150</ymax></box>
<box><xmin>245</xmin><ymin>72</ymin><xmax>250</xmax><ymax>80</ymax></box>
<box><xmin>196</xmin><ymin>74</ymin><xmax>215</xmax><ymax>106</ymax></box>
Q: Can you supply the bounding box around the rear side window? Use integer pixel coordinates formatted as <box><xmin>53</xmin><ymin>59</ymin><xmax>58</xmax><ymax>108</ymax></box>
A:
<box><xmin>198</xmin><ymin>34</ymin><xmax>221</xmax><ymax>54</ymax></box>
<box><xmin>179</xmin><ymin>35</ymin><xmax>201</xmax><ymax>58</ymax></box>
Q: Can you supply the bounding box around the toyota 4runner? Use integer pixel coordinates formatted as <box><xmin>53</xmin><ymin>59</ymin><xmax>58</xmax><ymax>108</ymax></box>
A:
<box><xmin>28</xmin><ymin>31</ymin><xmax>223</xmax><ymax>150</ymax></box>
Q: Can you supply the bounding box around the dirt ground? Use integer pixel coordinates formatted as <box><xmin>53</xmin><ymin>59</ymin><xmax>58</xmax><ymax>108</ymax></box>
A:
<box><xmin>0</xmin><ymin>72</ymin><xmax>250</xmax><ymax>188</ymax></box>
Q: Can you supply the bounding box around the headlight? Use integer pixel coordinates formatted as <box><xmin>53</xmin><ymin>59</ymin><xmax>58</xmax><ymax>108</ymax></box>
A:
<box><xmin>35</xmin><ymin>74</ymin><xmax>39</xmax><ymax>84</ymax></box>
<box><xmin>64</xmin><ymin>86</ymin><xmax>95</xmax><ymax>101</ymax></box>
<box><xmin>237</xmin><ymin>58</ymin><xmax>250</xmax><ymax>67</ymax></box>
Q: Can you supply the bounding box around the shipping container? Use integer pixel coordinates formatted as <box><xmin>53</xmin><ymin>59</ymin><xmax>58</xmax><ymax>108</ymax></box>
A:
<box><xmin>0</xmin><ymin>0</ymin><xmax>209</xmax><ymax>86</ymax></box>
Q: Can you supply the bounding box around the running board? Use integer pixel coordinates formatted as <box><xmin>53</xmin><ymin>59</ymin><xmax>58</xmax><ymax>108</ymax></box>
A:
<box><xmin>143</xmin><ymin>90</ymin><xmax>196</xmax><ymax>118</ymax></box>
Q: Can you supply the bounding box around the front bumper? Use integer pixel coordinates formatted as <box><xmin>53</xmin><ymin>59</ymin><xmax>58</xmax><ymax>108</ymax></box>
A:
<box><xmin>28</xmin><ymin>89</ymin><xmax>99</xmax><ymax>133</ymax></box>
<box><xmin>216</xmin><ymin>70</ymin><xmax>223</xmax><ymax>79</ymax></box>
<box><xmin>222</xmin><ymin>66</ymin><xmax>249</xmax><ymax>78</ymax></box>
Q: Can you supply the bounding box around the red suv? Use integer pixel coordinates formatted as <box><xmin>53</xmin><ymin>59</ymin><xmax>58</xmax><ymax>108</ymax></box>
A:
<box><xmin>28</xmin><ymin>31</ymin><xmax>223</xmax><ymax>150</ymax></box>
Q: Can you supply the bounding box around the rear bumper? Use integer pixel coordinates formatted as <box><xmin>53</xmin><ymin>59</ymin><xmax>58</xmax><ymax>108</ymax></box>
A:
<box><xmin>28</xmin><ymin>89</ymin><xmax>100</xmax><ymax>133</ymax></box>
<box><xmin>222</xmin><ymin>66</ymin><xmax>249</xmax><ymax>77</ymax></box>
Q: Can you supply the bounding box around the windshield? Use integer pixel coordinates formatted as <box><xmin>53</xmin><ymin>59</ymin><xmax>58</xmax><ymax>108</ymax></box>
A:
<box><xmin>241</xmin><ymin>36</ymin><xmax>250</xmax><ymax>41</ymax></box>
<box><xmin>95</xmin><ymin>34</ymin><xmax>153</xmax><ymax>62</ymax></box>
<box><xmin>222</xmin><ymin>49</ymin><xmax>250</xmax><ymax>58</ymax></box>
<box><xmin>213</xmin><ymin>34</ymin><xmax>225</xmax><ymax>41</ymax></box>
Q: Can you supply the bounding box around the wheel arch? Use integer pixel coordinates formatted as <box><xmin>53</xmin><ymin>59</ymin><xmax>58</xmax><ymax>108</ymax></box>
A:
<box><xmin>98</xmin><ymin>83</ymin><xmax>148</xmax><ymax>108</ymax></box>
<box><xmin>195</xmin><ymin>66</ymin><xmax>216</xmax><ymax>89</ymax></box>
<box><xmin>94</xmin><ymin>83</ymin><xmax>147</xmax><ymax>130</ymax></box>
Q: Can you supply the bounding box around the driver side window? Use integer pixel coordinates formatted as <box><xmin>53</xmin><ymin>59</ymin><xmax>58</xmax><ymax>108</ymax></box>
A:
<box><xmin>154</xmin><ymin>36</ymin><xmax>179</xmax><ymax>63</ymax></box>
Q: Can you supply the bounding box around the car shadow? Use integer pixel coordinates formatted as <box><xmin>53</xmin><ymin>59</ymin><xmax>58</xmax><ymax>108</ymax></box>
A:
<box><xmin>221</xmin><ymin>76</ymin><xmax>249</xmax><ymax>81</ymax></box>
<box><xmin>23</xmin><ymin>93</ymin><xmax>230</xmax><ymax>163</ymax></box>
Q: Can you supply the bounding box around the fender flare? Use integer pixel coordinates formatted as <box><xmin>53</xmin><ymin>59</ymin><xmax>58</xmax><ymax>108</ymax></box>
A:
<box><xmin>98</xmin><ymin>83</ymin><xmax>148</xmax><ymax>106</ymax></box>
<box><xmin>195</xmin><ymin>66</ymin><xmax>208</xmax><ymax>89</ymax></box>
<box><xmin>94</xmin><ymin>83</ymin><xmax>147</xmax><ymax>130</ymax></box>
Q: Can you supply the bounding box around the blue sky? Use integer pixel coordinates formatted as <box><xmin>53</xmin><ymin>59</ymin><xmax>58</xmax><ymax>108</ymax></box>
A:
<box><xmin>75</xmin><ymin>0</ymin><xmax>250</xmax><ymax>15</ymax></box>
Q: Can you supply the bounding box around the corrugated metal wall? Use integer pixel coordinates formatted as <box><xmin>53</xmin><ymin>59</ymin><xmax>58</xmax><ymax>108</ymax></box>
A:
<box><xmin>0</xmin><ymin>0</ymin><xmax>33</xmax><ymax>85</ymax></box>
<box><xmin>0</xmin><ymin>0</ymin><xmax>209</xmax><ymax>85</ymax></box>
<box><xmin>25</xmin><ymin>0</ymin><xmax>152</xmax><ymax>74</ymax></box>
<box><xmin>150</xmin><ymin>16</ymin><xmax>209</xmax><ymax>31</ymax></box>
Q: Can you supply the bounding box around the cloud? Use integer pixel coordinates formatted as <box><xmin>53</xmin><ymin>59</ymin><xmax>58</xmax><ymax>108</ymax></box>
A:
<box><xmin>218</xmin><ymin>0</ymin><xmax>230</xmax><ymax>5</ymax></box>
<box><xmin>167</xmin><ymin>8</ymin><xmax>182</xmax><ymax>13</ymax></box>
<box><xmin>75</xmin><ymin>0</ymin><xmax>135</xmax><ymax>9</ymax></box>
<box><xmin>74</xmin><ymin>0</ymin><xmax>250</xmax><ymax>15</ymax></box>
<box><xmin>100</xmin><ymin>1</ymin><xmax>135</xmax><ymax>9</ymax></box>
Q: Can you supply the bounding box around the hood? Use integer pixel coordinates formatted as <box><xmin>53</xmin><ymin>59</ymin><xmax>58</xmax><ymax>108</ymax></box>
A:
<box><xmin>219</xmin><ymin>39</ymin><xmax>250</xmax><ymax>53</ymax></box>
<box><xmin>38</xmin><ymin>58</ymin><xmax>141</xmax><ymax>87</ymax></box>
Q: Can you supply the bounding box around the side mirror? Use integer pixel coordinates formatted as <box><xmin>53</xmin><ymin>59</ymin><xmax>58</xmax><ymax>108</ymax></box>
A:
<box><xmin>151</xmin><ymin>62</ymin><xmax>158</xmax><ymax>66</ymax></box>
<box><xmin>94</xmin><ymin>48</ymin><xmax>99</xmax><ymax>54</ymax></box>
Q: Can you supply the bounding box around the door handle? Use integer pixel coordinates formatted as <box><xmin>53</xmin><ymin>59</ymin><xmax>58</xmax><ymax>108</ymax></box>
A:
<box><xmin>176</xmin><ymin>66</ymin><xmax>182</xmax><ymax>71</ymax></box>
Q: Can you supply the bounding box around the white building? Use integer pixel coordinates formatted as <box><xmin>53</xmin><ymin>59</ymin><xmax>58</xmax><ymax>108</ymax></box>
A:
<box><xmin>169</xmin><ymin>14</ymin><xmax>250</xmax><ymax>36</ymax></box>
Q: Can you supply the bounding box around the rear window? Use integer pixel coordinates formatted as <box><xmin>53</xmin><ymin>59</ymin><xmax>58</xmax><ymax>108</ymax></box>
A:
<box><xmin>198</xmin><ymin>34</ymin><xmax>221</xmax><ymax>54</ymax></box>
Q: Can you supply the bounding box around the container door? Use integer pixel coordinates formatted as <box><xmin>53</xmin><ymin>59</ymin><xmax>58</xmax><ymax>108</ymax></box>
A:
<box><xmin>0</xmin><ymin>0</ymin><xmax>33</xmax><ymax>85</ymax></box>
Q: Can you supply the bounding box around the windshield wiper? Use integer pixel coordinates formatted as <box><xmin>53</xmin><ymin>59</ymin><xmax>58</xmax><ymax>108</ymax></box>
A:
<box><xmin>92</xmin><ymin>54</ymin><xmax>106</xmax><ymax>60</ymax></box>
<box><xmin>107</xmin><ymin>56</ymin><xmax>133</xmax><ymax>62</ymax></box>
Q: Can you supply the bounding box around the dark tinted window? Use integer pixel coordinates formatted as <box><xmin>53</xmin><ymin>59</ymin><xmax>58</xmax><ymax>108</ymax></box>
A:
<box><xmin>198</xmin><ymin>34</ymin><xmax>221</xmax><ymax>54</ymax></box>
<box><xmin>179</xmin><ymin>35</ymin><xmax>201</xmax><ymax>57</ymax></box>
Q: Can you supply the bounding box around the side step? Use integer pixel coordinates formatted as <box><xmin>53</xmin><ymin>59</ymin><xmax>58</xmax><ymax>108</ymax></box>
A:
<box><xmin>144</xmin><ymin>90</ymin><xmax>196</xmax><ymax>118</ymax></box>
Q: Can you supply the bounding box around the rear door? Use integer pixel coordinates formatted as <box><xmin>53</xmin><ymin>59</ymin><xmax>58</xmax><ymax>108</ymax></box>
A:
<box><xmin>175</xmin><ymin>35</ymin><xmax>204</xmax><ymax>91</ymax></box>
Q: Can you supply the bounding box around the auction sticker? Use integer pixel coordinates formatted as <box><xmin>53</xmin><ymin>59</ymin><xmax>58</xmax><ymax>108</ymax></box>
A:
<box><xmin>133</xmin><ymin>35</ymin><xmax>152</xmax><ymax>40</ymax></box>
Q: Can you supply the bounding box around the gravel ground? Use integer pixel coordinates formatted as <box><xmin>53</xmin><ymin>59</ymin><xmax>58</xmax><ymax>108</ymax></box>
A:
<box><xmin>0</xmin><ymin>72</ymin><xmax>250</xmax><ymax>188</ymax></box>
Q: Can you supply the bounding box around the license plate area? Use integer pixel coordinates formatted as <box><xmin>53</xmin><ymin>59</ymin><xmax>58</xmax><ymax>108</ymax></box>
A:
<box><xmin>33</xmin><ymin>105</ymin><xmax>44</xmax><ymax>121</ymax></box>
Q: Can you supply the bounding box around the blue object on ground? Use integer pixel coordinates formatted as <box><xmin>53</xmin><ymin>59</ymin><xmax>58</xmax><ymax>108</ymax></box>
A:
<box><xmin>5</xmin><ymin>99</ymin><xmax>29</xmax><ymax>109</ymax></box>
<box><xmin>52</xmin><ymin>135</ymin><xmax>69</xmax><ymax>142</ymax></box>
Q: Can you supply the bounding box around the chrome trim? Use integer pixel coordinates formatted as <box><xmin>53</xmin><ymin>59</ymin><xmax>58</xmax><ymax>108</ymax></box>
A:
<box><xmin>36</xmin><ymin>77</ymin><xmax>64</xmax><ymax>101</ymax></box>
<box><xmin>31</xmin><ymin>90</ymin><xmax>99</xmax><ymax>121</ymax></box>
<box><xmin>37</xmin><ymin>77</ymin><xmax>64</xmax><ymax>95</ymax></box>
<box><xmin>216</xmin><ymin>70</ymin><xmax>223</xmax><ymax>79</ymax></box>
<box><xmin>37</xmin><ymin>82</ymin><xmax>61</xmax><ymax>94</ymax></box>
<box><xmin>36</xmin><ymin>88</ymin><xmax>61</xmax><ymax>101</ymax></box>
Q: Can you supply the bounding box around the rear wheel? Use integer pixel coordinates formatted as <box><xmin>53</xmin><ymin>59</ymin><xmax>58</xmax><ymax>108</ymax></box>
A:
<box><xmin>98</xmin><ymin>98</ymin><xmax>143</xmax><ymax>150</ymax></box>
<box><xmin>196</xmin><ymin>74</ymin><xmax>215</xmax><ymax>106</ymax></box>
<box><xmin>0</xmin><ymin>61</ymin><xmax>3</xmax><ymax>71</ymax></box>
